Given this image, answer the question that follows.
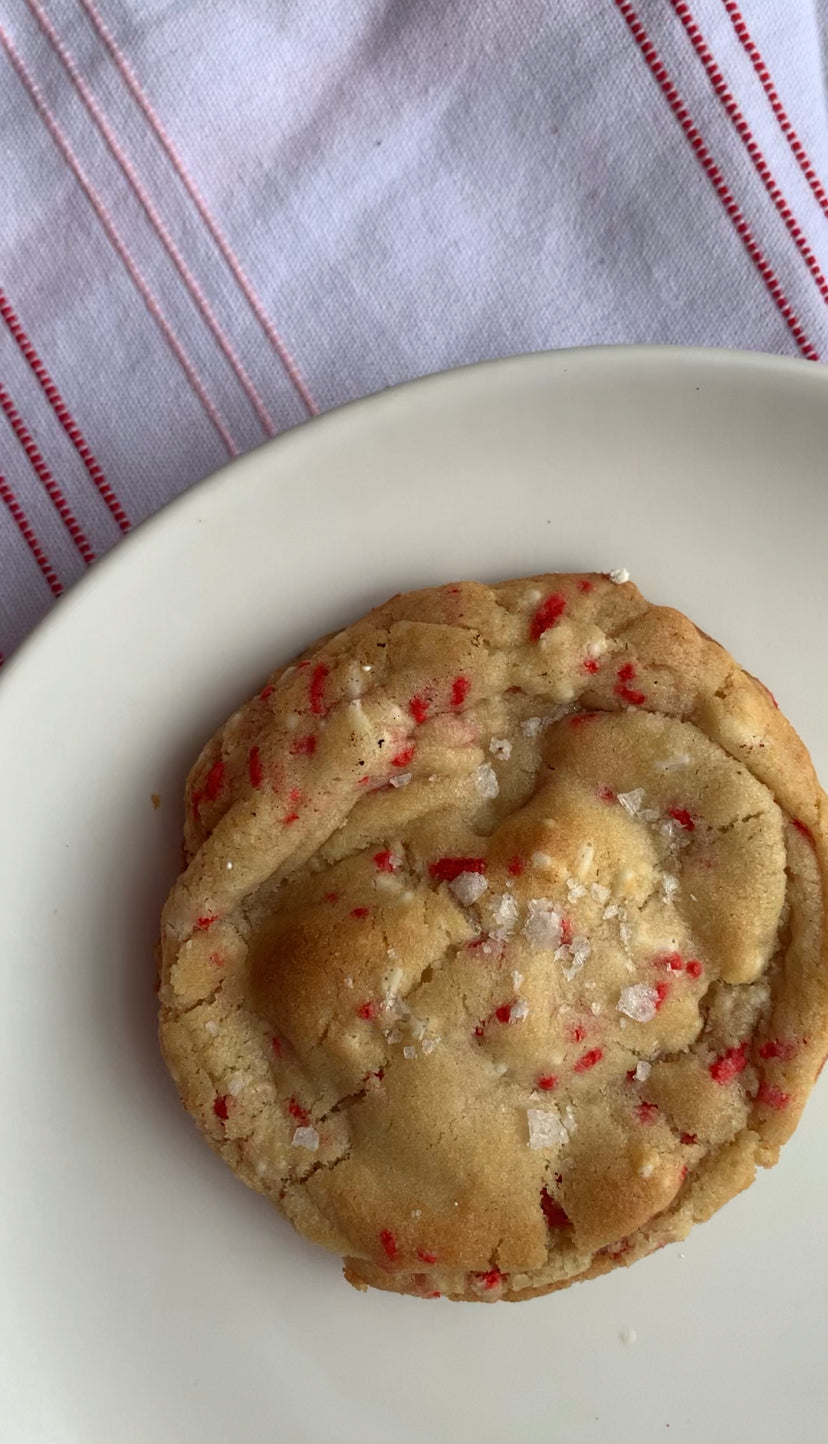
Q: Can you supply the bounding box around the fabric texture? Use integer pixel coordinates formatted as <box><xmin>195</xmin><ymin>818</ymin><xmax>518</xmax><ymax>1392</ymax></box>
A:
<box><xmin>1</xmin><ymin>0</ymin><xmax>827</xmax><ymax>656</ymax></box>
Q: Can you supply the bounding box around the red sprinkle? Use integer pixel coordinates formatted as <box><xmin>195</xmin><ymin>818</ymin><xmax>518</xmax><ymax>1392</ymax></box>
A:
<box><xmin>709</xmin><ymin>1043</ymin><xmax>748</xmax><ymax>1085</ymax></box>
<box><xmin>205</xmin><ymin>759</ymin><xmax>225</xmax><ymax>802</ymax></box>
<box><xmin>291</xmin><ymin>734</ymin><xmax>317</xmax><ymax>756</ymax></box>
<box><xmin>195</xmin><ymin>913</ymin><xmax>219</xmax><ymax>932</ymax></box>
<box><xmin>654</xmin><ymin>980</ymin><xmax>670</xmax><ymax>1010</ymax></box>
<box><xmin>429</xmin><ymin>856</ymin><xmax>487</xmax><ymax>882</ymax></box>
<box><xmin>668</xmin><ymin>807</ymin><xmax>695</xmax><ymax>831</ymax></box>
<box><xmin>655</xmin><ymin>952</ymin><xmax>684</xmax><ymax>972</ymax></box>
<box><xmin>570</xmin><ymin>711</ymin><xmax>599</xmax><ymax>727</ymax></box>
<box><xmin>756</xmin><ymin>1082</ymin><xmax>791</xmax><ymax>1111</ymax></box>
<box><xmin>614</xmin><ymin>661</ymin><xmax>646</xmax><ymax>707</ymax></box>
<box><xmin>583</xmin><ymin>657</ymin><xmax>600</xmax><ymax>674</ymax></box>
<box><xmin>309</xmin><ymin>663</ymin><xmax>329</xmax><ymax>716</ymax></box>
<box><xmin>474</xmin><ymin>1267</ymin><xmax>503</xmax><ymax>1291</ymax></box>
<box><xmin>350</xmin><ymin>906</ymin><xmax>370</xmax><ymax>919</ymax></box>
<box><xmin>391</xmin><ymin>745</ymin><xmax>415</xmax><ymax>768</ymax></box>
<box><xmin>530</xmin><ymin>592</ymin><xmax>566</xmax><ymax>641</ymax></box>
<box><xmin>685</xmin><ymin>959</ymin><xmax>703</xmax><ymax>979</ymax></box>
<box><xmin>409</xmin><ymin>693</ymin><xmax>431</xmax><ymax>725</ymax></box>
<box><xmin>379</xmin><ymin>1229</ymin><xmax>398</xmax><ymax>1263</ymax></box>
<box><xmin>450</xmin><ymin>675</ymin><xmax>470</xmax><ymax>708</ymax></box>
<box><xmin>248</xmin><ymin>745</ymin><xmax>263</xmax><ymax>789</ymax></box>
<box><xmin>680</xmin><ymin>1132</ymin><xmax>698</xmax><ymax>1146</ymax></box>
<box><xmin>560</xmin><ymin>916</ymin><xmax>574</xmax><ymax>948</ymax></box>
<box><xmin>536</xmin><ymin>1074</ymin><xmax>558</xmax><ymax>1091</ymax></box>
<box><xmin>574</xmin><ymin>1047</ymin><xmax>603</xmax><ymax>1073</ymax></box>
<box><xmin>373</xmin><ymin>849</ymin><xmax>398</xmax><ymax>873</ymax></box>
<box><xmin>597</xmin><ymin>785</ymin><xmax>616</xmax><ymax>804</ymax></box>
<box><xmin>258</xmin><ymin>683</ymin><xmax>274</xmax><ymax>701</ymax></box>
<box><xmin>213</xmin><ymin>1095</ymin><xmax>229</xmax><ymax>1122</ymax></box>
<box><xmin>288</xmin><ymin>1098</ymin><xmax>310</xmax><ymax>1124</ymax></box>
<box><xmin>792</xmin><ymin>817</ymin><xmax>815</xmax><ymax>845</ymax></box>
<box><xmin>578</xmin><ymin>579</ymin><xmax>593</xmax><ymax>593</ymax></box>
<box><xmin>417</xmin><ymin>1248</ymin><xmax>438</xmax><ymax>1265</ymax></box>
<box><xmin>540</xmin><ymin>1187</ymin><xmax>571</xmax><ymax>1229</ymax></box>
<box><xmin>323</xmin><ymin>891</ymin><xmax>339</xmax><ymax>904</ymax></box>
<box><xmin>473</xmin><ymin>1022</ymin><xmax>486</xmax><ymax>1039</ymax></box>
<box><xmin>758</xmin><ymin>1037</ymin><xmax>798</xmax><ymax>1061</ymax></box>
<box><xmin>507</xmin><ymin>855</ymin><xmax>525</xmax><ymax>877</ymax></box>
<box><xmin>356</xmin><ymin>1000</ymin><xmax>377</xmax><ymax>1021</ymax></box>
<box><xmin>636</xmin><ymin>1101</ymin><xmax>659</xmax><ymax>1125</ymax></box>
<box><xmin>209</xmin><ymin>951</ymin><xmax>224</xmax><ymax>968</ymax></box>
<box><xmin>568</xmin><ymin>1022</ymin><xmax>586</xmax><ymax>1043</ymax></box>
<box><xmin>271</xmin><ymin>1036</ymin><xmax>283</xmax><ymax>1056</ymax></box>
<box><xmin>495</xmin><ymin>1002</ymin><xmax>514</xmax><ymax>1025</ymax></box>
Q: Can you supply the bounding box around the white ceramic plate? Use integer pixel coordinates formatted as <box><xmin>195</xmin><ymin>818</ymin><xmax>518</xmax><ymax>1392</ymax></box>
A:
<box><xmin>2</xmin><ymin>347</ymin><xmax>827</xmax><ymax>1444</ymax></box>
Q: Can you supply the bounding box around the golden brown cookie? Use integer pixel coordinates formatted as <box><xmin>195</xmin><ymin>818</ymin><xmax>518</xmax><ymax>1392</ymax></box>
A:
<box><xmin>159</xmin><ymin>573</ymin><xmax>828</xmax><ymax>1301</ymax></box>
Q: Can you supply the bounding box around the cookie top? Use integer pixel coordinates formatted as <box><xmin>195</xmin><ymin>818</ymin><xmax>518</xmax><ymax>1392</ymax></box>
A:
<box><xmin>159</xmin><ymin>573</ymin><xmax>828</xmax><ymax>1301</ymax></box>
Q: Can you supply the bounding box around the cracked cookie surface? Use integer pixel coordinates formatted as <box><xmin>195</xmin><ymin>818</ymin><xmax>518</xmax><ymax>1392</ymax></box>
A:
<box><xmin>159</xmin><ymin>573</ymin><xmax>828</xmax><ymax>1301</ymax></box>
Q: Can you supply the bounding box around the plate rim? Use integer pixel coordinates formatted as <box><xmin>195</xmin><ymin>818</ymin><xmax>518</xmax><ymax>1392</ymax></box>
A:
<box><xmin>2</xmin><ymin>341</ymin><xmax>827</xmax><ymax>701</ymax></box>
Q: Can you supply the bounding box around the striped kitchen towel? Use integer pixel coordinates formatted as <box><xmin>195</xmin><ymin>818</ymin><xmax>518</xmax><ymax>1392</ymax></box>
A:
<box><xmin>1</xmin><ymin>0</ymin><xmax>827</xmax><ymax>655</ymax></box>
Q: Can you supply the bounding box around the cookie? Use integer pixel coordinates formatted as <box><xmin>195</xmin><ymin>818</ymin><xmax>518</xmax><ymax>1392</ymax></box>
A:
<box><xmin>159</xmin><ymin>573</ymin><xmax>828</xmax><ymax>1301</ymax></box>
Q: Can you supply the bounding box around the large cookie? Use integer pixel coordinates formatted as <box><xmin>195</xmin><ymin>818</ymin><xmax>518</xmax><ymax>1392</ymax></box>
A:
<box><xmin>159</xmin><ymin>573</ymin><xmax>828</xmax><ymax>1301</ymax></box>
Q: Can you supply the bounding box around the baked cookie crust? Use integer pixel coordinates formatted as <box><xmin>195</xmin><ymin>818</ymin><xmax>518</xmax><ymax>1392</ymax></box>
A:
<box><xmin>159</xmin><ymin>574</ymin><xmax>828</xmax><ymax>1301</ymax></box>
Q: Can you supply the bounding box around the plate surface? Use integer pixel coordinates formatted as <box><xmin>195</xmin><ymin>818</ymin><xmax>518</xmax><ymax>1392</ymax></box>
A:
<box><xmin>2</xmin><ymin>346</ymin><xmax>827</xmax><ymax>1444</ymax></box>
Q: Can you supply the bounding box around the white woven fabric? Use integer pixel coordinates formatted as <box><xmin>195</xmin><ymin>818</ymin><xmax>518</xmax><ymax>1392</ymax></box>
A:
<box><xmin>1</xmin><ymin>0</ymin><xmax>827</xmax><ymax>654</ymax></box>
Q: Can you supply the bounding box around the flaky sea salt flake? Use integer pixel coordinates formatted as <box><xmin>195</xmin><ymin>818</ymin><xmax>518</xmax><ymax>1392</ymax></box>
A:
<box><xmin>617</xmin><ymin>983</ymin><xmax>659</xmax><ymax>1023</ymax></box>
<box><xmin>609</xmin><ymin>568</ymin><xmax>630</xmax><ymax>584</ymax></box>
<box><xmin>450</xmin><ymin>871</ymin><xmax>489</xmax><ymax>906</ymax></box>
<box><xmin>617</xmin><ymin>788</ymin><xmax>645</xmax><ymax>817</ymax></box>
<box><xmin>634</xmin><ymin>1060</ymin><xmax>652</xmax><ymax>1082</ymax></box>
<box><xmin>522</xmin><ymin>716</ymin><xmax>542</xmax><ymax>739</ymax></box>
<box><xmin>292</xmin><ymin>1126</ymin><xmax>319</xmax><ymax>1151</ymax></box>
<box><xmin>661</xmin><ymin>873</ymin><xmax>680</xmax><ymax>902</ymax></box>
<box><xmin>491</xmin><ymin>892</ymin><xmax>519</xmax><ymax>933</ymax></box>
<box><xmin>527</xmin><ymin>1106</ymin><xmax>569</xmax><ymax>1150</ymax></box>
<box><xmin>523</xmin><ymin>899</ymin><xmax>563</xmax><ymax>949</ymax></box>
<box><xmin>490</xmin><ymin>737</ymin><xmax>512</xmax><ymax>760</ymax></box>
<box><xmin>389</xmin><ymin>772</ymin><xmax>412</xmax><ymax>788</ymax></box>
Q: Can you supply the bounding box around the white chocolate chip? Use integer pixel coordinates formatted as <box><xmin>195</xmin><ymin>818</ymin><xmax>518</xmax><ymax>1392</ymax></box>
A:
<box><xmin>475</xmin><ymin>762</ymin><xmax>500</xmax><ymax>800</ymax></box>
